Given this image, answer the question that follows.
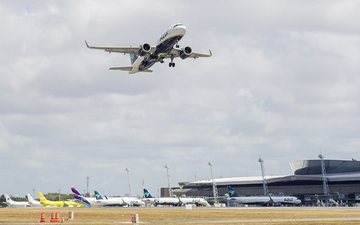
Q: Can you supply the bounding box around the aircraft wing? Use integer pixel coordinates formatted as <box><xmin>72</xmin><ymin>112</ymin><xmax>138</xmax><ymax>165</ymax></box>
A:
<box><xmin>169</xmin><ymin>48</ymin><xmax>212</xmax><ymax>59</ymax></box>
<box><xmin>85</xmin><ymin>41</ymin><xmax>156</xmax><ymax>54</ymax></box>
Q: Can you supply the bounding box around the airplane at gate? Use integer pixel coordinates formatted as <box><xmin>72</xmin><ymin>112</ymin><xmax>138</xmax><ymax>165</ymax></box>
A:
<box><xmin>226</xmin><ymin>186</ymin><xmax>301</xmax><ymax>206</ymax></box>
<box><xmin>143</xmin><ymin>188</ymin><xmax>210</xmax><ymax>207</ymax></box>
<box><xmin>85</xmin><ymin>23</ymin><xmax>212</xmax><ymax>74</ymax></box>
<box><xmin>94</xmin><ymin>191</ymin><xmax>145</xmax><ymax>207</ymax></box>
<box><xmin>71</xmin><ymin>187</ymin><xmax>126</xmax><ymax>207</ymax></box>
<box><xmin>38</xmin><ymin>192</ymin><xmax>84</xmax><ymax>207</ymax></box>
<box><xmin>3</xmin><ymin>194</ymin><xmax>30</xmax><ymax>208</ymax></box>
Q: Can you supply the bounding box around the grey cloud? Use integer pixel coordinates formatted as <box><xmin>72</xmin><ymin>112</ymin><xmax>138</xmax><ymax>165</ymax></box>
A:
<box><xmin>1</xmin><ymin>0</ymin><xmax>360</xmax><ymax>195</ymax></box>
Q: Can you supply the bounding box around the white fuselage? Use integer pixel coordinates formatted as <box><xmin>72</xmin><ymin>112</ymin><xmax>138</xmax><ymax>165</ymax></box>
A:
<box><xmin>229</xmin><ymin>196</ymin><xmax>301</xmax><ymax>205</ymax></box>
<box><xmin>81</xmin><ymin>196</ymin><xmax>144</xmax><ymax>207</ymax></box>
<box><xmin>4</xmin><ymin>195</ymin><xmax>30</xmax><ymax>208</ymax></box>
<box><xmin>145</xmin><ymin>197</ymin><xmax>209</xmax><ymax>207</ymax></box>
<box><xmin>129</xmin><ymin>24</ymin><xmax>186</xmax><ymax>74</ymax></box>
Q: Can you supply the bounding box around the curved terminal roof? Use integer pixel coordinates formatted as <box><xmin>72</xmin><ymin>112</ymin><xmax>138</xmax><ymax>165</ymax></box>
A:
<box><xmin>290</xmin><ymin>159</ymin><xmax>360</xmax><ymax>175</ymax></box>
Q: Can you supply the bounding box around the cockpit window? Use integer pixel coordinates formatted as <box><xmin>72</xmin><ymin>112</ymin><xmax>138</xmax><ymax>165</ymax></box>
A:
<box><xmin>172</xmin><ymin>23</ymin><xmax>183</xmax><ymax>28</ymax></box>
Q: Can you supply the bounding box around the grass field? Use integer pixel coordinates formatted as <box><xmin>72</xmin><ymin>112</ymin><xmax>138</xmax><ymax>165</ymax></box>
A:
<box><xmin>1</xmin><ymin>207</ymin><xmax>360</xmax><ymax>224</ymax></box>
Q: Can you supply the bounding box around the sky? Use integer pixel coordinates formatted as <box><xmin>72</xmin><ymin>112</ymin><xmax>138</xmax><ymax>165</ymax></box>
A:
<box><xmin>1</xmin><ymin>0</ymin><xmax>360</xmax><ymax>197</ymax></box>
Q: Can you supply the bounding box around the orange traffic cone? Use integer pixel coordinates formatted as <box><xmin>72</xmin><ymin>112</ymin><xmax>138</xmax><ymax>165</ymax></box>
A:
<box><xmin>55</xmin><ymin>212</ymin><xmax>61</xmax><ymax>223</ymax></box>
<box><xmin>50</xmin><ymin>212</ymin><xmax>56</xmax><ymax>223</ymax></box>
<box><xmin>39</xmin><ymin>211</ymin><xmax>46</xmax><ymax>223</ymax></box>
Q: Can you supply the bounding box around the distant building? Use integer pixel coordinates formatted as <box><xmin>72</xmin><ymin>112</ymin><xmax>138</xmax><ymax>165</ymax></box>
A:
<box><xmin>170</xmin><ymin>159</ymin><xmax>360</xmax><ymax>203</ymax></box>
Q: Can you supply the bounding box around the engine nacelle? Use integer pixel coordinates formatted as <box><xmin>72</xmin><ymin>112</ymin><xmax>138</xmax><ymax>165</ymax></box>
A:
<box><xmin>138</xmin><ymin>43</ymin><xmax>151</xmax><ymax>56</ymax></box>
<box><xmin>180</xmin><ymin>46</ymin><xmax>192</xmax><ymax>59</ymax></box>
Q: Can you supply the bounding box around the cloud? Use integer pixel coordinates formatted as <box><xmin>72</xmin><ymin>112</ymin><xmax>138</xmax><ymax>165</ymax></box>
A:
<box><xmin>1</xmin><ymin>0</ymin><xmax>360</xmax><ymax>195</ymax></box>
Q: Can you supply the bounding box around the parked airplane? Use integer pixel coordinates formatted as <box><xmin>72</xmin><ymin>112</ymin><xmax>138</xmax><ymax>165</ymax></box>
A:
<box><xmin>26</xmin><ymin>194</ymin><xmax>42</xmax><ymax>207</ymax></box>
<box><xmin>94</xmin><ymin>191</ymin><xmax>145</xmax><ymax>207</ymax></box>
<box><xmin>226</xmin><ymin>186</ymin><xmax>301</xmax><ymax>206</ymax></box>
<box><xmin>143</xmin><ymin>188</ymin><xmax>180</xmax><ymax>206</ymax></box>
<box><xmin>38</xmin><ymin>192</ymin><xmax>84</xmax><ymax>207</ymax></box>
<box><xmin>143</xmin><ymin>188</ymin><xmax>210</xmax><ymax>207</ymax></box>
<box><xmin>85</xmin><ymin>23</ymin><xmax>212</xmax><ymax>74</ymax></box>
<box><xmin>71</xmin><ymin>187</ymin><xmax>126</xmax><ymax>207</ymax></box>
<box><xmin>3</xmin><ymin>194</ymin><xmax>30</xmax><ymax>208</ymax></box>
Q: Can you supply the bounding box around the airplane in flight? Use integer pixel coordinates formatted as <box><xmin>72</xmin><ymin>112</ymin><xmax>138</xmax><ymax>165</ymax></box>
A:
<box><xmin>26</xmin><ymin>194</ymin><xmax>42</xmax><ymax>207</ymax></box>
<box><xmin>3</xmin><ymin>194</ymin><xmax>30</xmax><ymax>208</ymax></box>
<box><xmin>226</xmin><ymin>186</ymin><xmax>301</xmax><ymax>206</ymax></box>
<box><xmin>85</xmin><ymin>23</ymin><xmax>212</xmax><ymax>74</ymax></box>
<box><xmin>143</xmin><ymin>188</ymin><xmax>210</xmax><ymax>207</ymax></box>
<box><xmin>38</xmin><ymin>192</ymin><xmax>84</xmax><ymax>207</ymax></box>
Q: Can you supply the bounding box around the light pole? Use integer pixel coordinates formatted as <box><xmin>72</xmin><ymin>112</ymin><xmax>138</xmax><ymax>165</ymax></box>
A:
<box><xmin>126</xmin><ymin>168</ymin><xmax>132</xmax><ymax>196</ymax></box>
<box><xmin>208</xmin><ymin>162</ymin><xmax>219</xmax><ymax>205</ymax></box>
<box><xmin>86</xmin><ymin>176</ymin><xmax>89</xmax><ymax>197</ymax></box>
<box><xmin>165</xmin><ymin>165</ymin><xmax>172</xmax><ymax>197</ymax></box>
<box><xmin>258</xmin><ymin>158</ymin><xmax>269</xmax><ymax>195</ymax></box>
<box><xmin>319</xmin><ymin>154</ymin><xmax>329</xmax><ymax>196</ymax></box>
<box><xmin>58</xmin><ymin>189</ymin><xmax>61</xmax><ymax>201</ymax></box>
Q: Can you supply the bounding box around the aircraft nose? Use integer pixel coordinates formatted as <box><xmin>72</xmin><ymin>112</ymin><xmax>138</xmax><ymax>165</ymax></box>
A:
<box><xmin>176</xmin><ymin>25</ymin><xmax>186</xmax><ymax>36</ymax></box>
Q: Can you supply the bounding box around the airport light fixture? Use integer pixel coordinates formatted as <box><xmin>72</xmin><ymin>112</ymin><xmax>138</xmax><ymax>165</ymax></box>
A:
<box><xmin>258</xmin><ymin>158</ymin><xmax>269</xmax><ymax>196</ymax></box>
<box><xmin>318</xmin><ymin>154</ymin><xmax>329</xmax><ymax>196</ymax></box>
<box><xmin>126</xmin><ymin>168</ymin><xmax>132</xmax><ymax>196</ymax></box>
<box><xmin>165</xmin><ymin>165</ymin><xmax>172</xmax><ymax>197</ymax></box>
<box><xmin>208</xmin><ymin>162</ymin><xmax>219</xmax><ymax>205</ymax></box>
<box><xmin>86</xmin><ymin>176</ymin><xmax>89</xmax><ymax>197</ymax></box>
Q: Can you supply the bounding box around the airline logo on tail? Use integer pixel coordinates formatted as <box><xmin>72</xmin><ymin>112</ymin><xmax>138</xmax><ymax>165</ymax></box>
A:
<box><xmin>143</xmin><ymin>189</ymin><xmax>153</xmax><ymax>198</ymax></box>
<box><xmin>94</xmin><ymin>191</ymin><xmax>103</xmax><ymax>200</ymax></box>
<box><xmin>70</xmin><ymin>186</ymin><xmax>91</xmax><ymax>207</ymax></box>
<box><xmin>227</xmin><ymin>186</ymin><xmax>238</xmax><ymax>197</ymax></box>
<box><xmin>4</xmin><ymin>194</ymin><xmax>12</xmax><ymax>203</ymax></box>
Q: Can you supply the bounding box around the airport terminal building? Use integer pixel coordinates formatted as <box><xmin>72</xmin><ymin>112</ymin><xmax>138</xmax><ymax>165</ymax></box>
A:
<box><xmin>170</xmin><ymin>159</ymin><xmax>360</xmax><ymax>203</ymax></box>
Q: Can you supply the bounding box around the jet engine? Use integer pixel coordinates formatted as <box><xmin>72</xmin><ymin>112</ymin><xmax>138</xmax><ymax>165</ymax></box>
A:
<box><xmin>180</xmin><ymin>46</ymin><xmax>192</xmax><ymax>59</ymax></box>
<box><xmin>138</xmin><ymin>43</ymin><xmax>151</xmax><ymax>56</ymax></box>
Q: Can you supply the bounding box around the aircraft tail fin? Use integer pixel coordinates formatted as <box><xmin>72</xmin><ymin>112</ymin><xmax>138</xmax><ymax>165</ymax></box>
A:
<box><xmin>26</xmin><ymin>194</ymin><xmax>36</xmax><ymax>203</ymax></box>
<box><xmin>129</xmin><ymin>53</ymin><xmax>138</xmax><ymax>64</ymax></box>
<box><xmin>227</xmin><ymin>186</ymin><xmax>238</xmax><ymax>197</ymax></box>
<box><xmin>94</xmin><ymin>191</ymin><xmax>104</xmax><ymax>200</ymax></box>
<box><xmin>143</xmin><ymin>188</ymin><xmax>153</xmax><ymax>198</ymax></box>
<box><xmin>38</xmin><ymin>192</ymin><xmax>47</xmax><ymax>201</ymax></box>
<box><xmin>73</xmin><ymin>194</ymin><xmax>91</xmax><ymax>207</ymax></box>
<box><xmin>4</xmin><ymin>194</ymin><xmax>12</xmax><ymax>203</ymax></box>
<box><xmin>71</xmin><ymin>186</ymin><xmax>82</xmax><ymax>196</ymax></box>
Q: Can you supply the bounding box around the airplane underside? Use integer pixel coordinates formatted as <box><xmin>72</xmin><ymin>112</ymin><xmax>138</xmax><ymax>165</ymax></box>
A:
<box><xmin>140</xmin><ymin>35</ymin><xmax>182</xmax><ymax>71</ymax></box>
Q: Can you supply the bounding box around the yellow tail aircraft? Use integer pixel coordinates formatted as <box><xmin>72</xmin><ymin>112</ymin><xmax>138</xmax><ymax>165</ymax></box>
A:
<box><xmin>38</xmin><ymin>192</ymin><xmax>83</xmax><ymax>208</ymax></box>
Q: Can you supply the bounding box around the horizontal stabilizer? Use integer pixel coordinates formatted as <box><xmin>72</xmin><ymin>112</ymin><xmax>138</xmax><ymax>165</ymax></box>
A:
<box><xmin>109</xmin><ymin>67</ymin><xmax>153</xmax><ymax>73</ymax></box>
<box><xmin>109</xmin><ymin>66</ymin><xmax>132</xmax><ymax>71</ymax></box>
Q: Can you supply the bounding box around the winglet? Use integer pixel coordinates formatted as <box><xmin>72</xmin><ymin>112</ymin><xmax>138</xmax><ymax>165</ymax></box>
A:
<box><xmin>85</xmin><ymin>41</ymin><xmax>90</xmax><ymax>48</ymax></box>
<box><xmin>209</xmin><ymin>50</ymin><xmax>212</xmax><ymax>56</ymax></box>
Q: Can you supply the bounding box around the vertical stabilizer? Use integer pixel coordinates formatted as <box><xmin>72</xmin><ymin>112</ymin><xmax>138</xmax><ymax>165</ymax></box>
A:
<box><xmin>4</xmin><ymin>194</ymin><xmax>13</xmax><ymax>203</ymax></box>
<box><xmin>129</xmin><ymin>53</ymin><xmax>138</xmax><ymax>65</ymax></box>
<box><xmin>94</xmin><ymin>191</ymin><xmax>104</xmax><ymax>200</ymax></box>
<box><xmin>26</xmin><ymin>194</ymin><xmax>35</xmax><ymax>203</ymax></box>
<box><xmin>227</xmin><ymin>186</ymin><xmax>238</xmax><ymax>197</ymax></box>
<box><xmin>143</xmin><ymin>189</ymin><xmax>153</xmax><ymax>198</ymax></box>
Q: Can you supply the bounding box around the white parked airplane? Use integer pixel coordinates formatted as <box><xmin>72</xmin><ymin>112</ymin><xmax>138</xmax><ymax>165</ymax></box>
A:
<box><xmin>3</xmin><ymin>194</ymin><xmax>30</xmax><ymax>208</ymax></box>
<box><xmin>143</xmin><ymin>188</ymin><xmax>210</xmax><ymax>207</ymax></box>
<box><xmin>26</xmin><ymin>193</ymin><xmax>42</xmax><ymax>207</ymax></box>
<box><xmin>94</xmin><ymin>191</ymin><xmax>145</xmax><ymax>207</ymax></box>
<box><xmin>85</xmin><ymin>23</ymin><xmax>212</xmax><ymax>74</ymax></box>
<box><xmin>71</xmin><ymin>187</ymin><xmax>144</xmax><ymax>207</ymax></box>
<box><xmin>71</xmin><ymin>187</ymin><xmax>125</xmax><ymax>207</ymax></box>
<box><xmin>226</xmin><ymin>186</ymin><xmax>301</xmax><ymax>206</ymax></box>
